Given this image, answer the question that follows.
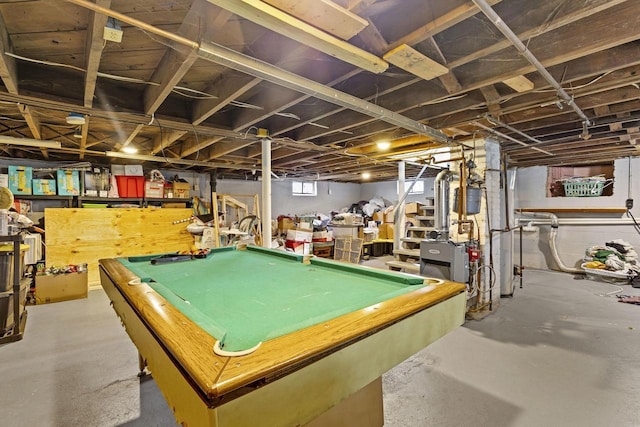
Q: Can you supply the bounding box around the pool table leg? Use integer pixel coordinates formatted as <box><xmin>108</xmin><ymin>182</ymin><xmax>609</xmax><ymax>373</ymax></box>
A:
<box><xmin>137</xmin><ymin>352</ymin><xmax>149</xmax><ymax>377</ymax></box>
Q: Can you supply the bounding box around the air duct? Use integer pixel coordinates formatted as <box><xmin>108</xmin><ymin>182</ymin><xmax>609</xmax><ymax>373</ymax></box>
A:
<box><xmin>433</xmin><ymin>170</ymin><xmax>458</xmax><ymax>240</ymax></box>
<box><xmin>517</xmin><ymin>211</ymin><xmax>584</xmax><ymax>274</ymax></box>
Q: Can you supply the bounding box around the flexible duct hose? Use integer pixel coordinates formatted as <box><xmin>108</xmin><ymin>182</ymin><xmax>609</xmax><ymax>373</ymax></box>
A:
<box><xmin>518</xmin><ymin>211</ymin><xmax>585</xmax><ymax>274</ymax></box>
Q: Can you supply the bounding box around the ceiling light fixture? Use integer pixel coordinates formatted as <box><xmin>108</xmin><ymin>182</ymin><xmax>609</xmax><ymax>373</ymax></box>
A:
<box><xmin>66</xmin><ymin>113</ymin><xmax>86</xmax><ymax>125</ymax></box>
<box><xmin>0</xmin><ymin>135</ymin><xmax>61</xmax><ymax>149</ymax></box>
<box><xmin>376</xmin><ymin>140</ymin><xmax>391</xmax><ymax>150</ymax></box>
<box><xmin>73</xmin><ymin>127</ymin><xmax>83</xmax><ymax>139</ymax></box>
<box><xmin>361</xmin><ymin>172</ymin><xmax>371</xmax><ymax>179</ymax></box>
<box><xmin>121</xmin><ymin>146</ymin><xmax>138</xmax><ymax>154</ymax></box>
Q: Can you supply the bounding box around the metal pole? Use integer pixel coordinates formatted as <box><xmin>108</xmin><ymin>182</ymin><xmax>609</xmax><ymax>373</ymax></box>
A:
<box><xmin>472</xmin><ymin>0</ymin><xmax>591</xmax><ymax>125</ymax></box>
<box><xmin>261</xmin><ymin>138</ymin><xmax>272</xmax><ymax>248</ymax></box>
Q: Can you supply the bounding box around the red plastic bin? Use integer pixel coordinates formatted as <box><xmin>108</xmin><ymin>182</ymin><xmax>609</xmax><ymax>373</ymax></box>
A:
<box><xmin>115</xmin><ymin>175</ymin><xmax>145</xmax><ymax>198</ymax></box>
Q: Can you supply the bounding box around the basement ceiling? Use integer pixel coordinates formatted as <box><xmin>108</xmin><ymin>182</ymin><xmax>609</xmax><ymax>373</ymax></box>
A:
<box><xmin>0</xmin><ymin>0</ymin><xmax>639</xmax><ymax>182</ymax></box>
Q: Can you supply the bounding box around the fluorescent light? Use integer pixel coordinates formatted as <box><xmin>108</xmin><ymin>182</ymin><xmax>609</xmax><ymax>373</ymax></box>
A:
<box><xmin>121</xmin><ymin>146</ymin><xmax>138</xmax><ymax>154</ymax></box>
<box><xmin>0</xmin><ymin>135</ymin><xmax>61</xmax><ymax>149</ymax></box>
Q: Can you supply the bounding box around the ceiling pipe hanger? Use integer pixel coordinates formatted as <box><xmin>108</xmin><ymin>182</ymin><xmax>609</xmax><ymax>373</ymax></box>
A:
<box><xmin>472</xmin><ymin>0</ymin><xmax>592</xmax><ymax>130</ymax></box>
<box><xmin>471</xmin><ymin>121</ymin><xmax>555</xmax><ymax>156</ymax></box>
<box><xmin>484</xmin><ymin>114</ymin><xmax>550</xmax><ymax>147</ymax></box>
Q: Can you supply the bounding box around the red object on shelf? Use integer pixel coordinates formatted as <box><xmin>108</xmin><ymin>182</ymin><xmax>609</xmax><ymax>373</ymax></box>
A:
<box><xmin>115</xmin><ymin>176</ymin><xmax>145</xmax><ymax>198</ymax></box>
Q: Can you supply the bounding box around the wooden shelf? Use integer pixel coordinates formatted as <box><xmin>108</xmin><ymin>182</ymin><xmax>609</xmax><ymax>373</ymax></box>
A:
<box><xmin>516</xmin><ymin>208</ymin><xmax>627</xmax><ymax>213</ymax></box>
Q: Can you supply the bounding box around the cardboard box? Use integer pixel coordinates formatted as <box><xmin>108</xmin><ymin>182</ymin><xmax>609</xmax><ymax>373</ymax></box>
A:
<box><xmin>171</xmin><ymin>182</ymin><xmax>190</xmax><ymax>199</ymax></box>
<box><xmin>278</xmin><ymin>217</ymin><xmax>295</xmax><ymax>233</ymax></box>
<box><xmin>384</xmin><ymin>211</ymin><xmax>395</xmax><ymax>223</ymax></box>
<box><xmin>35</xmin><ymin>271</ymin><xmax>88</xmax><ymax>304</ymax></box>
<box><xmin>57</xmin><ymin>170</ymin><xmax>80</xmax><ymax>196</ymax></box>
<box><xmin>8</xmin><ymin>166</ymin><xmax>32</xmax><ymax>195</ymax></box>
<box><xmin>378</xmin><ymin>223</ymin><xmax>394</xmax><ymax>240</ymax></box>
<box><xmin>145</xmin><ymin>180</ymin><xmax>164</xmax><ymax>198</ymax></box>
<box><xmin>286</xmin><ymin>228</ymin><xmax>312</xmax><ymax>242</ymax></box>
<box><xmin>405</xmin><ymin>202</ymin><xmax>423</xmax><ymax>215</ymax></box>
<box><xmin>312</xmin><ymin>230</ymin><xmax>331</xmax><ymax>242</ymax></box>
<box><xmin>32</xmin><ymin>179</ymin><xmax>57</xmax><ymax>195</ymax></box>
<box><xmin>372</xmin><ymin>212</ymin><xmax>384</xmax><ymax>222</ymax></box>
<box><xmin>285</xmin><ymin>240</ymin><xmax>310</xmax><ymax>255</ymax></box>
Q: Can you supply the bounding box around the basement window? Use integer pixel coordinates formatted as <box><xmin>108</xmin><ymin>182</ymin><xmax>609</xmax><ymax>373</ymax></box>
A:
<box><xmin>547</xmin><ymin>163</ymin><xmax>614</xmax><ymax>197</ymax></box>
<box><xmin>292</xmin><ymin>180</ymin><xmax>317</xmax><ymax>196</ymax></box>
<box><xmin>400</xmin><ymin>180</ymin><xmax>424</xmax><ymax>195</ymax></box>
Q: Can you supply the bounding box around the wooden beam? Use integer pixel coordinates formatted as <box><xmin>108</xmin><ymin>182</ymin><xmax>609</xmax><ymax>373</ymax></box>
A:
<box><xmin>0</xmin><ymin>11</ymin><xmax>18</xmax><ymax>93</ymax></box>
<box><xmin>383</xmin><ymin>44</ymin><xmax>448</xmax><ymax>81</ymax></box>
<box><xmin>502</xmin><ymin>75</ymin><xmax>534</xmax><ymax>93</ymax></box>
<box><xmin>78</xmin><ymin>117</ymin><xmax>90</xmax><ymax>159</ymax></box>
<box><xmin>152</xmin><ymin>130</ymin><xmax>187</xmax><ymax>155</ymax></box>
<box><xmin>119</xmin><ymin>123</ymin><xmax>145</xmax><ymax>150</ymax></box>
<box><xmin>191</xmin><ymin>75</ymin><xmax>261</xmax><ymax>126</ymax></box>
<box><xmin>261</xmin><ymin>0</ymin><xmax>369</xmax><ymax>40</ymax></box>
<box><xmin>204</xmin><ymin>0</ymin><xmax>387</xmax><ymax>73</ymax></box>
<box><xmin>84</xmin><ymin>0</ymin><xmax>111</xmax><ymax>108</ymax></box>
<box><xmin>143</xmin><ymin>0</ymin><xmax>212</xmax><ymax>115</ymax></box>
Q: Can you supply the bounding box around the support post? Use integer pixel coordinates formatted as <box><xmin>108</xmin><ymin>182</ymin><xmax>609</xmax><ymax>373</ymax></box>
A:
<box><xmin>261</xmin><ymin>137</ymin><xmax>272</xmax><ymax>248</ymax></box>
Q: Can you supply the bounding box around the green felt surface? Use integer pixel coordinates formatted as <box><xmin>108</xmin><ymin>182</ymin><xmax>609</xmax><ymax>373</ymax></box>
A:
<box><xmin>118</xmin><ymin>246</ymin><xmax>425</xmax><ymax>352</ymax></box>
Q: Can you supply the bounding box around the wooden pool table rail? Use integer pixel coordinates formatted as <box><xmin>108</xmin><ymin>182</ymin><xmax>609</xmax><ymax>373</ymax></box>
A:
<box><xmin>99</xmin><ymin>257</ymin><xmax>466</xmax><ymax>404</ymax></box>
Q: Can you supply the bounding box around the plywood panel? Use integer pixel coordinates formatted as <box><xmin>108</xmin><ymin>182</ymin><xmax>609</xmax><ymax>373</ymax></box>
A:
<box><xmin>45</xmin><ymin>208</ymin><xmax>193</xmax><ymax>285</ymax></box>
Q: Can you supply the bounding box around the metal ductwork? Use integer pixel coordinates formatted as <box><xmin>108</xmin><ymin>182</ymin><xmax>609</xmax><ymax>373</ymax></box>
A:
<box><xmin>432</xmin><ymin>170</ymin><xmax>458</xmax><ymax>240</ymax></box>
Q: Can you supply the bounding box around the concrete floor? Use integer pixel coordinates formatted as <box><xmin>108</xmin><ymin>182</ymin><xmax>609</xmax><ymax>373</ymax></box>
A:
<box><xmin>1</xmin><ymin>262</ymin><xmax>639</xmax><ymax>427</ymax></box>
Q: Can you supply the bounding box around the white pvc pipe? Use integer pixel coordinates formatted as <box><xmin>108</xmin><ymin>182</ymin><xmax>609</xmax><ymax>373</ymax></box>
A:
<box><xmin>517</xmin><ymin>212</ymin><xmax>584</xmax><ymax>274</ymax></box>
<box><xmin>516</xmin><ymin>218</ymin><xmax>636</xmax><ymax>226</ymax></box>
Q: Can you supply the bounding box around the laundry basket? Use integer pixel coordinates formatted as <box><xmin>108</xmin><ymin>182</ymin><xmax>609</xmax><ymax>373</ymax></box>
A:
<box><xmin>562</xmin><ymin>178</ymin><xmax>611</xmax><ymax>197</ymax></box>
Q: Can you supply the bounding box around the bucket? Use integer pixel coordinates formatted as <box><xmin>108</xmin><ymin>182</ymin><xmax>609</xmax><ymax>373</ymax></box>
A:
<box><xmin>0</xmin><ymin>244</ymin><xmax>30</xmax><ymax>292</ymax></box>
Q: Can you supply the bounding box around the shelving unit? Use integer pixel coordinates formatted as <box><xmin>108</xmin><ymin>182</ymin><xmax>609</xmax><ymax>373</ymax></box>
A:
<box><xmin>13</xmin><ymin>195</ymin><xmax>192</xmax><ymax>208</ymax></box>
<box><xmin>0</xmin><ymin>234</ymin><xmax>27</xmax><ymax>344</ymax></box>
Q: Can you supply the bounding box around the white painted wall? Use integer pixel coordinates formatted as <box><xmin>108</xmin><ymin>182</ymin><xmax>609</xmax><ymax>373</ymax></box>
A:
<box><xmin>360</xmin><ymin>177</ymin><xmax>436</xmax><ymax>206</ymax></box>
<box><xmin>514</xmin><ymin>157</ymin><xmax>640</xmax><ymax>270</ymax></box>
<box><xmin>211</xmin><ymin>178</ymin><xmax>361</xmax><ymax>218</ymax></box>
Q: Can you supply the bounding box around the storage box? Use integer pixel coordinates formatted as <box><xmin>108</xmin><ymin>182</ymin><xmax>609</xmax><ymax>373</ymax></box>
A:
<box><xmin>278</xmin><ymin>217</ymin><xmax>295</xmax><ymax>233</ymax></box>
<box><xmin>171</xmin><ymin>182</ymin><xmax>190</xmax><ymax>199</ymax></box>
<box><xmin>8</xmin><ymin>166</ymin><xmax>32</xmax><ymax>195</ymax></box>
<box><xmin>0</xmin><ymin>283</ymin><xmax>27</xmax><ymax>332</ymax></box>
<box><xmin>115</xmin><ymin>175</ymin><xmax>144</xmax><ymax>198</ymax></box>
<box><xmin>312</xmin><ymin>230</ymin><xmax>331</xmax><ymax>242</ymax></box>
<box><xmin>35</xmin><ymin>271</ymin><xmax>88</xmax><ymax>304</ymax></box>
<box><xmin>144</xmin><ymin>180</ymin><xmax>164</xmax><ymax>198</ymax></box>
<box><xmin>405</xmin><ymin>202</ymin><xmax>423</xmax><ymax>215</ymax></box>
<box><xmin>32</xmin><ymin>179</ymin><xmax>57</xmax><ymax>195</ymax></box>
<box><xmin>372</xmin><ymin>212</ymin><xmax>384</xmax><ymax>222</ymax></box>
<box><xmin>285</xmin><ymin>240</ymin><xmax>310</xmax><ymax>255</ymax></box>
<box><xmin>57</xmin><ymin>170</ymin><xmax>80</xmax><ymax>195</ymax></box>
<box><xmin>124</xmin><ymin>165</ymin><xmax>144</xmax><ymax>176</ymax></box>
<box><xmin>84</xmin><ymin>168</ymin><xmax>110</xmax><ymax>196</ymax></box>
<box><xmin>286</xmin><ymin>228</ymin><xmax>313</xmax><ymax>242</ymax></box>
<box><xmin>384</xmin><ymin>211</ymin><xmax>395</xmax><ymax>223</ymax></box>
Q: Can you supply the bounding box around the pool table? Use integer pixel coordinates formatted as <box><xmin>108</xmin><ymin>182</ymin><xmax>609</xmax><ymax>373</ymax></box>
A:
<box><xmin>99</xmin><ymin>245</ymin><xmax>466</xmax><ymax>426</ymax></box>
